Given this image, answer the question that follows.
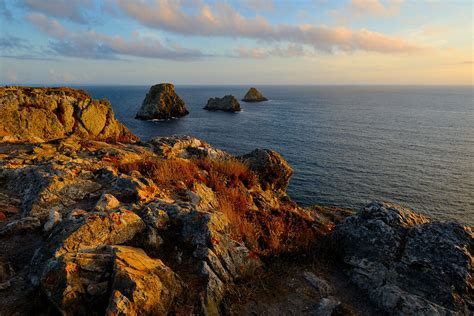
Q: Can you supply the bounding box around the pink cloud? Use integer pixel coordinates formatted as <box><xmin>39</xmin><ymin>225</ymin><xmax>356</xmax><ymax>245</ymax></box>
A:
<box><xmin>115</xmin><ymin>0</ymin><xmax>423</xmax><ymax>54</ymax></box>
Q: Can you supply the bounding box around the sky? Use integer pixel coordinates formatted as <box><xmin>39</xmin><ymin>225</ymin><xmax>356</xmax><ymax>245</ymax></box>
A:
<box><xmin>0</xmin><ymin>0</ymin><xmax>472</xmax><ymax>85</ymax></box>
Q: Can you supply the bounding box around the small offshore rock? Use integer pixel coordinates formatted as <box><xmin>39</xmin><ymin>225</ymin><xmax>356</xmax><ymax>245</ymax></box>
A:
<box><xmin>135</xmin><ymin>83</ymin><xmax>189</xmax><ymax>120</ymax></box>
<box><xmin>204</xmin><ymin>95</ymin><xmax>241</xmax><ymax>112</ymax></box>
<box><xmin>242</xmin><ymin>87</ymin><xmax>268</xmax><ymax>102</ymax></box>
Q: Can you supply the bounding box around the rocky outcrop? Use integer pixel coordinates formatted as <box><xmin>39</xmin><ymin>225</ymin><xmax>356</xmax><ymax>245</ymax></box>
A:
<box><xmin>135</xmin><ymin>83</ymin><xmax>189</xmax><ymax>120</ymax></box>
<box><xmin>242</xmin><ymin>87</ymin><xmax>268</xmax><ymax>102</ymax></box>
<box><xmin>148</xmin><ymin>135</ymin><xmax>230</xmax><ymax>159</ymax></box>
<box><xmin>332</xmin><ymin>201</ymin><xmax>473</xmax><ymax>315</ymax></box>
<box><xmin>241</xmin><ymin>148</ymin><xmax>293</xmax><ymax>191</ymax></box>
<box><xmin>203</xmin><ymin>95</ymin><xmax>241</xmax><ymax>112</ymax></box>
<box><xmin>0</xmin><ymin>134</ymin><xmax>327</xmax><ymax>315</ymax></box>
<box><xmin>0</xmin><ymin>87</ymin><xmax>138</xmax><ymax>143</ymax></box>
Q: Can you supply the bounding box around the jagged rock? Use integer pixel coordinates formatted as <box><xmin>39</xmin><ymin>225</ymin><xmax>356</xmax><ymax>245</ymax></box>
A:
<box><xmin>43</xmin><ymin>209</ymin><xmax>61</xmax><ymax>232</ymax></box>
<box><xmin>332</xmin><ymin>201</ymin><xmax>473</xmax><ymax>315</ymax></box>
<box><xmin>241</xmin><ymin>148</ymin><xmax>293</xmax><ymax>191</ymax></box>
<box><xmin>135</xmin><ymin>83</ymin><xmax>189</xmax><ymax>120</ymax></box>
<box><xmin>0</xmin><ymin>216</ymin><xmax>41</xmax><ymax>236</ymax></box>
<box><xmin>95</xmin><ymin>193</ymin><xmax>121</xmax><ymax>212</ymax></box>
<box><xmin>204</xmin><ymin>95</ymin><xmax>241</xmax><ymax>112</ymax></box>
<box><xmin>242</xmin><ymin>87</ymin><xmax>268</xmax><ymax>102</ymax></box>
<box><xmin>302</xmin><ymin>271</ymin><xmax>334</xmax><ymax>297</ymax></box>
<box><xmin>0</xmin><ymin>87</ymin><xmax>138</xmax><ymax>143</ymax></box>
<box><xmin>148</xmin><ymin>135</ymin><xmax>229</xmax><ymax>159</ymax></box>
<box><xmin>40</xmin><ymin>246</ymin><xmax>182</xmax><ymax>315</ymax></box>
<box><xmin>0</xmin><ymin>258</ymin><xmax>14</xmax><ymax>291</ymax></box>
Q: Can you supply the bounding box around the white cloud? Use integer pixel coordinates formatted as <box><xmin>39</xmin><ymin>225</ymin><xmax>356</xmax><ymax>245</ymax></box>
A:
<box><xmin>27</xmin><ymin>13</ymin><xmax>67</xmax><ymax>38</ymax></box>
<box><xmin>20</xmin><ymin>0</ymin><xmax>93</xmax><ymax>23</ymax></box>
<box><xmin>27</xmin><ymin>14</ymin><xmax>205</xmax><ymax>60</ymax></box>
<box><xmin>115</xmin><ymin>0</ymin><xmax>423</xmax><ymax>54</ymax></box>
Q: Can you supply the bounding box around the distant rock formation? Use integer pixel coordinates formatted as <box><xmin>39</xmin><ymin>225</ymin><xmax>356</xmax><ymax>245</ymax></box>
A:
<box><xmin>203</xmin><ymin>95</ymin><xmax>241</xmax><ymax>112</ymax></box>
<box><xmin>135</xmin><ymin>83</ymin><xmax>189</xmax><ymax>120</ymax></box>
<box><xmin>0</xmin><ymin>86</ymin><xmax>138</xmax><ymax>143</ymax></box>
<box><xmin>242</xmin><ymin>87</ymin><xmax>268</xmax><ymax>102</ymax></box>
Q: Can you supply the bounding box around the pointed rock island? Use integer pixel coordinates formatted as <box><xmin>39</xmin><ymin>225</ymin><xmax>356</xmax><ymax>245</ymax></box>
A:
<box><xmin>242</xmin><ymin>87</ymin><xmax>268</xmax><ymax>102</ymax></box>
<box><xmin>203</xmin><ymin>95</ymin><xmax>241</xmax><ymax>112</ymax></box>
<box><xmin>135</xmin><ymin>83</ymin><xmax>189</xmax><ymax>120</ymax></box>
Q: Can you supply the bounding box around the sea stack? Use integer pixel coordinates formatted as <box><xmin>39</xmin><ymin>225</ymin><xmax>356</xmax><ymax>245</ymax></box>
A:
<box><xmin>204</xmin><ymin>95</ymin><xmax>241</xmax><ymax>112</ymax></box>
<box><xmin>242</xmin><ymin>87</ymin><xmax>268</xmax><ymax>102</ymax></box>
<box><xmin>135</xmin><ymin>83</ymin><xmax>189</xmax><ymax>120</ymax></box>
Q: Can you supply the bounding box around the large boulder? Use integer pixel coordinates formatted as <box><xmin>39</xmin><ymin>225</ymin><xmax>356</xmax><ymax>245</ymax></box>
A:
<box><xmin>0</xmin><ymin>87</ymin><xmax>138</xmax><ymax>143</ymax></box>
<box><xmin>40</xmin><ymin>246</ymin><xmax>182</xmax><ymax>315</ymax></box>
<box><xmin>242</xmin><ymin>87</ymin><xmax>268</xmax><ymax>102</ymax></box>
<box><xmin>148</xmin><ymin>135</ymin><xmax>229</xmax><ymax>159</ymax></box>
<box><xmin>135</xmin><ymin>83</ymin><xmax>189</xmax><ymax>120</ymax></box>
<box><xmin>241</xmin><ymin>148</ymin><xmax>293</xmax><ymax>191</ymax></box>
<box><xmin>332</xmin><ymin>201</ymin><xmax>473</xmax><ymax>315</ymax></box>
<box><xmin>204</xmin><ymin>95</ymin><xmax>241</xmax><ymax>112</ymax></box>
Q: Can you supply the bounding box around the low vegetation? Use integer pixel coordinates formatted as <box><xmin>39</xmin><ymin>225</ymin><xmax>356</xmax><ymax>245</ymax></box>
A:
<box><xmin>117</xmin><ymin>156</ymin><xmax>316</xmax><ymax>256</ymax></box>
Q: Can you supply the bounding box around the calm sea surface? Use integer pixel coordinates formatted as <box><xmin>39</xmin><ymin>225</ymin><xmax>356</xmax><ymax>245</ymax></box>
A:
<box><xmin>80</xmin><ymin>85</ymin><xmax>474</xmax><ymax>225</ymax></box>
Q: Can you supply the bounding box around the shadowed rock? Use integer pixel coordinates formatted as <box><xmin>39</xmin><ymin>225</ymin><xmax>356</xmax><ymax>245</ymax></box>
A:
<box><xmin>204</xmin><ymin>95</ymin><xmax>241</xmax><ymax>112</ymax></box>
<box><xmin>242</xmin><ymin>87</ymin><xmax>268</xmax><ymax>102</ymax></box>
<box><xmin>332</xmin><ymin>201</ymin><xmax>473</xmax><ymax>315</ymax></box>
<box><xmin>0</xmin><ymin>87</ymin><xmax>138</xmax><ymax>143</ymax></box>
<box><xmin>135</xmin><ymin>83</ymin><xmax>189</xmax><ymax>120</ymax></box>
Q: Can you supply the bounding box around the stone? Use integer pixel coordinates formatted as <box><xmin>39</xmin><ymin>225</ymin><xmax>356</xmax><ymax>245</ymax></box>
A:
<box><xmin>135</xmin><ymin>83</ymin><xmax>189</xmax><ymax>120</ymax></box>
<box><xmin>203</xmin><ymin>95</ymin><xmax>241</xmax><ymax>112</ymax></box>
<box><xmin>332</xmin><ymin>201</ymin><xmax>473</xmax><ymax>315</ymax></box>
<box><xmin>316</xmin><ymin>297</ymin><xmax>341</xmax><ymax>316</ymax></box>
<box><xmin>301</xmin><ymin>271</ymin><xmax>333</xmax><ymax>296</ymax></box>
<box><xmin>0</xmin><ymin>258</ymin><xmax>14</xmax><ymax>291</ymax></box>
<box><xmin>0</xmin><ymin>87</ymin><xmax>138</xmax><ymax>143</ymax></box>
<box><xmin>0</xmin><ymin>216</ymin><xmax>41</xmax><ymax>236</ymax></box>
<box><xmin>148</xmin><ymin>135</ymin><xmax>230</xmax><ymax>159</ymax></box>
<box><xmin>43</xmin><ymin>209</ymin><xmax>62</xmax><ymax>232</ymax></box>
<box><xmin>241</xmin><ymin>148</ymin><xmax>293</xmax><ymax>191</ymax></box>
<box><xmin>242</xmin><ymin>87</ymin><xmax>268</xmax><ymax>102</ymax></box>
<box><xmin>95</xmin><ymin>193</ymin><xmax>121</xmax><ymax>212</ymax></box>
<box><xmin>40</xmin><ymin>245</ymin><xmax>182</xmax><ymax>315</ymax></box>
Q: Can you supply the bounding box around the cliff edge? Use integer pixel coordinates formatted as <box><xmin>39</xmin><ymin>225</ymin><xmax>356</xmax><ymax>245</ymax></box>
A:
<box><xmin>0</xmin><ymin>87</ymin><xmax>138</xmax><ymax>143</ymax></box>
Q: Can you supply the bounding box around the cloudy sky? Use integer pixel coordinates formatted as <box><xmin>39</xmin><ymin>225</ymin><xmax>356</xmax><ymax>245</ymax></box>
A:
<box><xmin>0</xmin><ymin>0</ymin><xmax>472</xmax><ymax>85</ymax></box>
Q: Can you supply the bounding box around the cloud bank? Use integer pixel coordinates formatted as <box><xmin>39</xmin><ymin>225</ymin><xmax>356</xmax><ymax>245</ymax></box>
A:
<box><xmin>27</xmin><ymin>13</ymin><xmax>205</xmax><ymax>60</ymax></box>
<box><xmin>115</xmin><ymin>0</ymin><xmax>422</xmax><ymax>54</ymax></box>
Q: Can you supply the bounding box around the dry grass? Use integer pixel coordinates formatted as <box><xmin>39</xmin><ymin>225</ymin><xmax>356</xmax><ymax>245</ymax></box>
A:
<box><xmin>117</xmin><ymin>156</ymin><xmax>317</xmax><ymax>256</ymax></box>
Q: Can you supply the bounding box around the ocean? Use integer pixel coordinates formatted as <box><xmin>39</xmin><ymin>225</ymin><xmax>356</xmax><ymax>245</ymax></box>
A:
<box><xmin>81</xmin><ymin>85</ymin><xmax>474</xmax><ymax>225</ymax></box>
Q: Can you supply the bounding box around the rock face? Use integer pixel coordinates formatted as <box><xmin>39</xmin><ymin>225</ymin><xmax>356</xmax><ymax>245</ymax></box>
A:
<box><xmin>242</xmin><ymin>87</ymin><xmax>268</xmax><ymax>102</ymax></box>
<box><xmin>333</xmin><ymin>201</ymin><xmax>474</xmax><ymax>315</ymax></box>
<box><xmin>203</xmin><ymin>95</ymin><xmax>241</xmax><ymax>112</ymax></box>
<box><xmin>0</xmin><ymin>87</ymin><xmax>138</xmax><ymax>143</ymax></box>
<box><xmin>135</xmin><ymin>83</ymin><xmax>189</xmax><ymax>120</ymax></box>
<box><xmin>241</xmin><ymin>148</ymin><xmax>293</xmax><ymax>191</ymax></box>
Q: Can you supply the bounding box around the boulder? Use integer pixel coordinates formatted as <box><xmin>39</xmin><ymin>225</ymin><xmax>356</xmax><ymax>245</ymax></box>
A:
<box><xmin>40</xmin><ymin>246</ymin><xmax>182</xmax><ymax>315</ymax></box>
<box><xmin>242</xmin><ymin>87</ymin><xmax>268</xmax><ymax>102</ymax></box>
<box><xmin>135</xmin><ymin>83</ymin><xmax>189</xmax><ymax>120</ymax></box>
<box><xmin>203</xmin><ymin>95</ymin><xmax>241</xmax><ymax>112</ymax></box>
<box><xmin>332</xmin><ymin>201</ymin><xmax>473</xmax><ymax>315</ymax></box>
<box><xmin>148</xmin><ymin>135</ymin><xmax>229</xmax><ymax>159</ymax></box>
<box><xmin>241</xmin><ymin>148</ymin><xmax>293</xmax><ymax>191</ymax></box>
<box><xmin>0</xmin><ymin>87</ymin><xmax>138</xmax><ymax>143</ymax></box>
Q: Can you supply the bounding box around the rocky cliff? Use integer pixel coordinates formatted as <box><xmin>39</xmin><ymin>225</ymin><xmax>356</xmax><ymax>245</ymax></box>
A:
<box><xmin>136</xmin><ymin>83</ymin><xmax>189</xmax><ymax>120</ymax></box>
<box><xmin>204</xmin><ymin>95</ymin><xmax>241</xmax><ymax>112</ymax></box>
<box><xmin>242</xmin><ymin>87</ymin><xmax>268</xmax><ymax>102</ymax></box>
<box><xmin>0</xmin><ymin>87</ymin><xmax>471</xmax><ymax>316</ymax></box>
<box><xmin>0</xmin><ymin>87</ymin><xmax>138</xmax><ymax>143</ymax></box>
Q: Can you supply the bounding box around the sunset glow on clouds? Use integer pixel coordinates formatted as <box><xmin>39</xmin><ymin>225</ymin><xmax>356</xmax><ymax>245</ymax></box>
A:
<box><xmin>0</xmin><ymin>0</ymin><xmax>472</xmax><ymax>85</ymax></box>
